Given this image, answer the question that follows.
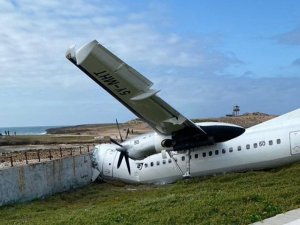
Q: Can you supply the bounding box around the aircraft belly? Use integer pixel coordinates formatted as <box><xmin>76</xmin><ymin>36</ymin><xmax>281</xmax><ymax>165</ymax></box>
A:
<box><xmin>137</xmin><ymin>164</ymin><xmax>182</xmax><ymax>185</ymax></box>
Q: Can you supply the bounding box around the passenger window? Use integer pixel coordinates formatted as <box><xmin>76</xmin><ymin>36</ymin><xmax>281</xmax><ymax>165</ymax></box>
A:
<box><xmin>246</xmin><ymin>144</ymin><xmax>250</xmax><ymax>150</ymax></box>
<box><xmin>203</xmin><ymin>152</ymin><xmax>206</xmax><ymax>157</ymax></box>
<box><xmin>229</xmin><ymin>147</ymin><xmax>233</xmax><ymax>152</ymax></box>
<box><xmin>277</xmin><ymin>139</ymin><xmax>281</xmax><ymax>144</ymax></box>
<box><xmin>269</xmin><ymin>140</ymin><xmax>273</xmax><ymax>145</ymax></box>
<box><xmin>150</xmin><ymin>162</ymin><xmax>154</xmax><ymax>167</ymax></box>
<box><xmin>222</xmin><ymin>149</ymin><xmax>226</xmax><ymax>154</ymax></box>
<box><xmin>259</xmin><ymin>141</ymin><xmax>266</xmax><ymax>147</ymax></box>
<box><xmin>168</xmin><ymin>159</ymin><xmax>172</xmax><ymax>163</ymax></box>
<box><xmin>209</xmin><ymin>151</ymin><xmax>212</xmax><ymax>156</ymax></box>
<box><xmin>254</xmin><ymin>143</ymin><xmax>258</xmax><ymax>148</ymax></box>
<box><xmin>215</xmin><ymin>150</ymin><xmax>219</xmax><ymax>155</ymax></box>
<box><xmin>156</xmin><ymin>161</ymin><xmax>160</xmax><ymax>166</ymax></box>
<box><xmin>145</xmin><ymin>163</ymin><xmax>148</xmax><ymax>168</ymax></box>
<box><xmin>195</xmin><ymin>154</ymin><xmax>198</xmax><ymax>159</ymax></box>
<box><xmin>162</xmin><ymin>160</ymin><xmax>166</xmax><ymax>165</ymax></box>
<box><xmin>237</xmin><ymin>146</ymin><xmax>241</xmax><ymax>151</ymax></box>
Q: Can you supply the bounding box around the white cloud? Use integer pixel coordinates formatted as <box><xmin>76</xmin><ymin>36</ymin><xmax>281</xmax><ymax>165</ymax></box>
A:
<box><xmin>5</xmin><ymin>1</ymin><xmax>297</xmax><ymax>126</ymax></box>
<box><xmin>0</xmin><ymin>0</ymin><xmax>243</xmax><ymax>126</ymax></box>
<box><xmin>273</xmin><ymin>26</ymin><xmax>300</xmax><ymax>46</ymax></box>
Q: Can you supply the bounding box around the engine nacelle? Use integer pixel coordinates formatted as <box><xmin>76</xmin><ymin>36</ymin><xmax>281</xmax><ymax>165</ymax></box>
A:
<box><xmin>109</xmin><ymin>122</ymin><xmax>245</xmax><ymax>160</ymax></box>
<box><xmin>196</xmin><ymin>122</ymin><xmax>245</xmax><ymax>142</ymax></box>
<box><xmin>122</xmin><ymin>132</ymin><xmax>172</xmax><ymax>160</ymax></box>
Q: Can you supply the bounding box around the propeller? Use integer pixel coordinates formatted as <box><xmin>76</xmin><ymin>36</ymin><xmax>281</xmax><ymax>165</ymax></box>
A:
<box><xmin>110</xmin><ymin>137</ymin><xmax>131</xmax><ymax>175</ymax></box>
<box><xmin>115</xmin><ymin>119</ymin><xmax>123</xmax><ymax>142</ymax></box>
<box><xmin>125</xmin><ymin>128</ymin><xmax>130</xmax><ymax>140</ymax></box>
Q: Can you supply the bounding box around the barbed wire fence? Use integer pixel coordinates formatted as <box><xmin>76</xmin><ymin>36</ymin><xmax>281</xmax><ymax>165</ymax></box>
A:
<box><xmin>0</xmin><ymin>144</ymin><xmax>95</xmax><ymax>168</ymax></box>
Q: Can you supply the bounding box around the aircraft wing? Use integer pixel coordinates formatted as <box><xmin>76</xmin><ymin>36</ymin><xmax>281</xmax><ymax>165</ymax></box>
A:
<box><xmin>66</xmin><ymin>40</ymin><xmax>206</xmax><ymax>135</ymax></box>
<box><xmin>66</xmin><ymin>40</ymin><xmax>244</xmax><ymax>150</ymax></box>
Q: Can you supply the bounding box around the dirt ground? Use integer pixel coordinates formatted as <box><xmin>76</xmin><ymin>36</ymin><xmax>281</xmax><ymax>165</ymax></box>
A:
<box><xmin>46</xmin><ymin>114</ymin><xmax>275</xmax><ymax>137</ymax></box>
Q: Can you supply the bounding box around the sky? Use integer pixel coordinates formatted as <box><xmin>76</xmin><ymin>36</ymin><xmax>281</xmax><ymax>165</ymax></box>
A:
<box><xmin>1</xmin><ymin>0</ymin><xmax>300</xmax><ymax>127</ymax></box>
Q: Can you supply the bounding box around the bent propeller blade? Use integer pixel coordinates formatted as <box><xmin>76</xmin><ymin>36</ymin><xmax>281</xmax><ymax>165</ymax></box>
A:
<box><xmin>124</xmin><ymin>154</ymin><xmax>131</xmax><ymax>175</ymax></box>
<box><xmin>117</xmin><ymin>152</ymin><xmax>124</xmax><ymax>169</ymax></box>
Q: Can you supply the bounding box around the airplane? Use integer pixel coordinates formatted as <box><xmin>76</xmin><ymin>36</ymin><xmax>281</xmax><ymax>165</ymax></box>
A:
<box><xmin>66</xmin><ymin>40</ymin><xmax>300</xmax><ymax>185</ymax></box>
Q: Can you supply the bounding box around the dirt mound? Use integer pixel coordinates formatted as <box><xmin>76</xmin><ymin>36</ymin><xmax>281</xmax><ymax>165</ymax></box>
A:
<box><xmin>47</xmin><ymin>113</ymin><xmax>276</xmax><ymax>136</ymax></box>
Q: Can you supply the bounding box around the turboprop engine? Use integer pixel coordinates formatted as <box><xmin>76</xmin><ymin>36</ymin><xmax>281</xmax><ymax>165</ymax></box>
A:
<box><xmin>91</xmin><ymin>132</ymin><xmax>172</xmax><ymax>176</ymax></box>
<box><xmin>113</xmin><ymin>132</ymin><xmax>172</xmax><ymax>160</ymax></box>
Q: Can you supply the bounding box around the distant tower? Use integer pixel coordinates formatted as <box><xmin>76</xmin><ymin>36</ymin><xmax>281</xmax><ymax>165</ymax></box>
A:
<box><xmin>233</xmin><ymin>105</ymin><xmax>240</xmax><ymax>116</ymax></box>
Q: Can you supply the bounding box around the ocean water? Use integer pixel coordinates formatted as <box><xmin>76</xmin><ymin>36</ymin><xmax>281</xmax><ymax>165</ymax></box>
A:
<box><xmin>0</xmin><ymin>126</ymin><xmax>59</xmax><ymax>135</ymax></box>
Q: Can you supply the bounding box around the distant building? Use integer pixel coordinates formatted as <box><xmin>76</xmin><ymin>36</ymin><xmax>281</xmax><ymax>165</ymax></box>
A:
<box><xmin>233</xmin><ymin>105</ymin><xmax>240</xmax><ymax>116</ymax></box>
<box><xmin>226</xmin><ymin>105</ymin><xmax>240</xmax><ymax>117</ymax></box>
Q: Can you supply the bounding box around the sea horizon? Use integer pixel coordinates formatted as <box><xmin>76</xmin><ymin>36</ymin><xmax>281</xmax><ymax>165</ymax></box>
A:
<box><xmin>0</xmin><ymin>123</ymin><xmax>118</xmax><ymax>136</ymax></box>
<box><xmin>0</xmin><ymin>125</ymin><xmax>61</xmax><ymax>135</ymax></box>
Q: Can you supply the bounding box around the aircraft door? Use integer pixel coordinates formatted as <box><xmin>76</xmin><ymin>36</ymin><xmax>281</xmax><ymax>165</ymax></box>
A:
<box><xmin>290</xmin><ymin>131</ymin><xmax>300</xmax><ymax>155</ymax></box>
<box><xmin>102</xmin><ymin>149</ymin><xmax>117</xmax><ymax>177</ymax></box>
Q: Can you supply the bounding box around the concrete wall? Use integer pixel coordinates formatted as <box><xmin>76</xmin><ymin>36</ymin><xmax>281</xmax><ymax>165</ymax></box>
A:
<box><xmin>0</xmin><ymin>153</ymin><xmax>92</xmax><ymax>206</ymax></box>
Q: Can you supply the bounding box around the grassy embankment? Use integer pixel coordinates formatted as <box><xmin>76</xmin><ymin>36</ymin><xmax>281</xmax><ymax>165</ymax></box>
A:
<box><xmin>0</xmin><ymin>162</ymin><xmax>299</xmax><ymax>225</ymax></box>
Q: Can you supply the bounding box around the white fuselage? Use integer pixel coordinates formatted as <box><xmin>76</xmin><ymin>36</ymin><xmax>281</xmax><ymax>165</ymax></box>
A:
<box><xmin>92</xmin><ymin>112</ymin><xmax>300</xmax><ymax>185</ymax></box>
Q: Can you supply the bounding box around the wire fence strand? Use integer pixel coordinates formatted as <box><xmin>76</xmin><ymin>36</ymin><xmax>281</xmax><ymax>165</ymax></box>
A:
<box><xmin>0</xmin><ymin>145</ymin><xmax>94</xmax><ymax>168</ymax></box>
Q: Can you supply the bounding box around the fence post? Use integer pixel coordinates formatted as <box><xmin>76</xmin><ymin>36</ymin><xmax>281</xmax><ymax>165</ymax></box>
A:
<box><xmin>70</xmin><ymin>148</ymin><xmax>72</xmax><ymax>156</ymax></box>
<box><xmin>60</xmin><ymin>147</ymin><xmax>62</xmax><ymax>158</ymax></box>
<box><xmin>25</xmin><ymin>151</ymin><xmax>28</xmax><ymax>164</ymax></box>
<box><xmin>37</xmin><ymin>150</ymin><xmax>40</xmax><ymax>162</ymax></box>
<box><xmin>49</xmin><ymin>150</ymin><xmax>52</xmax><ymax>160</ymax></box>
<box><xmin>10</xmin><ymin>155</ymin><xmax>13</xmax><ymax>167</ymax></box>
<box><xmin>87</xmin><ymin>145</ymin><xmax>89</xmax><ymax>152</ymax></box>
<box><xmin>79</xmin><ymin>146</ymin><xmax>82</xmax><ymax>154</ymax></box>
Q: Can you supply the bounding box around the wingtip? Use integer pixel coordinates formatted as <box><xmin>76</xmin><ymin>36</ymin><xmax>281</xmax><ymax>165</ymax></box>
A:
<box><xmin>72</xmin><ymin>40</ymin><xmax>99</xmax><ymax>65</ymax></box>
<box><xmin>65</xmin><ymin>44</ymin><xmax>76</xmax><ymax>60</ymax></box>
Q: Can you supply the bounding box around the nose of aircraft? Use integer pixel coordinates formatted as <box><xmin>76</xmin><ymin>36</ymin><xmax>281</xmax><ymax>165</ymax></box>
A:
<box><xmin>91</xmin><ymin>145</ymin><xmax>102</xmax><ymax>181</ymax></box>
